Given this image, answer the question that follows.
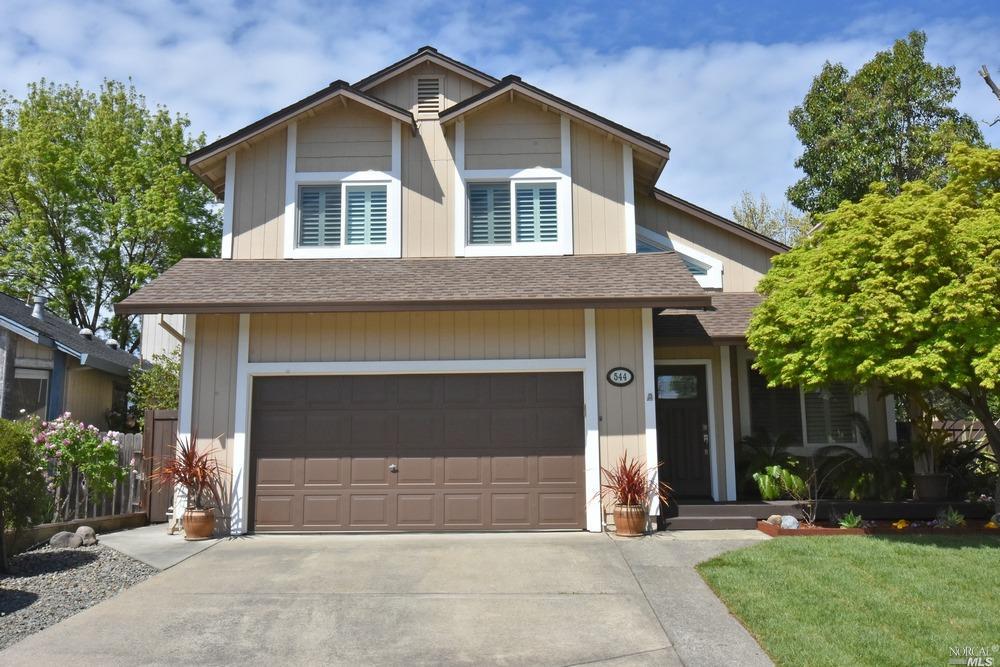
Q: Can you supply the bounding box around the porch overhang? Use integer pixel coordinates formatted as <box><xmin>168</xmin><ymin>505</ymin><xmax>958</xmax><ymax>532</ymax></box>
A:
<box><xmin>116</xmin><ymin>253</ymin><xmax>711</xmax><ymax>315</ymax></box>
<box><xmin>655</xmin><ymin>292</ymin><xmax>762</xmax><ymax>345</ymax></box>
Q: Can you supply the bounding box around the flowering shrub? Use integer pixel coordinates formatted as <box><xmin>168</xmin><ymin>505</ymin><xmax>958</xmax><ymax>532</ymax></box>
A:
<box><xmin>30</xmin><ymin>413</ymin><xmax>126</xmax><ymax>521</ymax></box>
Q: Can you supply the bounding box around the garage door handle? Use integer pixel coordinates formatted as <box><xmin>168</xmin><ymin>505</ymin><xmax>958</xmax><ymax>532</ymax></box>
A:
<box><xmin>388</xmin><ymin>464</ymin><xmax>398</xmax><ymax>473</ymax></box>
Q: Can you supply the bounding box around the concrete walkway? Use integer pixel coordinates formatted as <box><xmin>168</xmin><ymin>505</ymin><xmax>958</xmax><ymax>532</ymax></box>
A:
<box><xmin>2</xmin><ymin>530</ymin><xmax>770</xmax><ymax>666</ymax></box>
<box><xmin>98</xmin><ymin>522</ymin><xmax>219</xmax><ymax>570</ymax></box>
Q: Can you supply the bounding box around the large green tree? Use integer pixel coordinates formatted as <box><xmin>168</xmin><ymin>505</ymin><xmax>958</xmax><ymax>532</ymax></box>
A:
<box><xmin>0</xmin><ymin>80</ymin><xmax>219</xmax><ymax>352</ymax></box>
<box><xmin>787</xmin><ymin>31</ymin><xmax>984</xmax><ymax>214</ymax></box>
<box><xmin>749</xmin><ymin>144</ymin><xmax>1000</xmax><ymax>459</ymax></box>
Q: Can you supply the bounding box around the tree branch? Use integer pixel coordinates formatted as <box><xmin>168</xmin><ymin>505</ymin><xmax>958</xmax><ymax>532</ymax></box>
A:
<box><xmin>980</xmin><ymin>65</ymin><xmax>1000</xmax><ymax>126</ymax></box>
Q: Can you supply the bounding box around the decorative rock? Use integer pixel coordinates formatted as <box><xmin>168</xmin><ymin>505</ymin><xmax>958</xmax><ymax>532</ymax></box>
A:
<box><xmin>780</xmin><ymin>515</ymin><xmax>800</xmax><ymax>530</ymax></box>
<box><xmin>992</xmin><ymin>513</ymin><xmax>1000</xmax><ymax>524</ymax></box>
<box><xmin>75</xmin><ymin>526</ymin><xmax>98</xmax><ymax>546</ymax></box>
<box><xmin>765</xmin><ymin>514</ymin><xmax>782</xmax><ymax>526</ymax></box>
<box><xmin>49</xmin><ymin>531</ymin><xmax>84</xmax><ymax>548</ymax></box>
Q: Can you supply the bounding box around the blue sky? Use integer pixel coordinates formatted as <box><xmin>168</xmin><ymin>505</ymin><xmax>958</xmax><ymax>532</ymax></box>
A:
<box><xmin>2</xmin><ymin>0</ymin><xmax>998</xmax><ymax>216</ymax></box>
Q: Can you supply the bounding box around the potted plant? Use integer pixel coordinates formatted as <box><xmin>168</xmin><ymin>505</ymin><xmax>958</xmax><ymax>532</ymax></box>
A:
<box><xmin>153</xmin><ymin>436</ymin><xmax>226</xmax><ymax>540</ymax></box>
<box><xmin>598</xmin><ymin>455</ymin><xmax>670</xmax><ymax>537</ymax></box>
<box><xmin>911</xmin><ymin>427</ymin><xmax>954</xmax><ymax>501</ymax></box>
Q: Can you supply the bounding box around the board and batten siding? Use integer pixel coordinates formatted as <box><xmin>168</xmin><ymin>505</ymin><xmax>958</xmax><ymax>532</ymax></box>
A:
<box><xmin>64</xmin><ymin>361</ymin><xmax>114</xmax><ymax>427</ymax></box>
<box><xmin>595</xmin><ymin>309</ymin><xmax>647</xmax><ymax>519</ymax></box>
<box><xmin>370</xmin><ymin>62</ymin><xmax>486</xmax><ymax>258</ymax></box>
<box><xmin>140</xmin><ymin>313</ymin><xmax>184</xmax><ymax>360</ymax></box>
<box><xmin>191</xmin><ymin>314</ymin><xmax>239</xmax><ymax>473</ymax></box>
<box><xmin>248</xmin><ymin>310</ymin><xmax>585</xmax><ymax>363</ymax></box>
<box><xmin>231</xmin><ymin>129</ymin><xmax>287</xmax><ymax>260</ymax></box>
<box><xmin>571</xmin><ymin>121</ymin><xmax>626</xmax><ymax>255</ymax></box>
<box><xmin>636</xmin><ymin>191</ymin><xmax>774</xmax><ymax>292</ymax></box>
<box><xmin>464</xmin><ymin>98</ymin><xmax>561</xmax><ymax>170</ymax></box>
<box><xmin>295</xmin><ymin>104</ymin><xmax>392</xmax><ymax>173</ymax></box>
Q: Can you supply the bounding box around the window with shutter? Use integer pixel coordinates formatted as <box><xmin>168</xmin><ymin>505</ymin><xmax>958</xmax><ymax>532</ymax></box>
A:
<box><xmin>416</xmin><ymin>77</ymin><xmax>442</xmax><ymax>116</ymax></box>
<box><xmin>467</xmin><ymin>183</ymin><xmax>511</xmax><ymax>244</ymax></box>
<box><xmin>515</xmin><ymin>183</ymin><xmax>558</xmax><ymax>243</ymax></box>
<box><xmin>297</xmin><ymin>185</ymin><xmax>341</xmax><ymax>247</ymax></box>
<box><xmin>345</xmin><ymin>185</ymin><xmax>388</xmax><ymax>245</ymax></box>
<box><xmin>803</xmin><ymin>385</ymin><xmax>856</xmax><ymax>444</ymax></box>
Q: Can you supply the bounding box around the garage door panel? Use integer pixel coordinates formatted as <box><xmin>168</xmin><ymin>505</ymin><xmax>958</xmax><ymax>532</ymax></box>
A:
<box><xmin>349</xmin><ymin>494</ymin><xmax>391</xmax><ymax>527</ymax></box>
<box><xmin>257</xmin><ymin>458</ymin><xmax>295</xmax><ymax>486</ymax></box>
<box><xmin>302</xmin><ymin>494</ymin><xmax>343</xmax><ymax>527</ymax></box>
<box><xmin>303</xmin><ymin>457</ymin><xmax>343</xmax><ymax>486</ymax></box>
<box><xmin>251</xmin><ymin>373</ymin><xmax>584</xmax><ymax>532</ymax></box>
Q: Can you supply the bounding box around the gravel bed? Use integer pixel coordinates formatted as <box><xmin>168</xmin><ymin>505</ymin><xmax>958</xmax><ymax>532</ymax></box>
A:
<box><xmin>0</xmin><ymin>544</ymin><xmax>157</xmax><ymax>651</ymax></box>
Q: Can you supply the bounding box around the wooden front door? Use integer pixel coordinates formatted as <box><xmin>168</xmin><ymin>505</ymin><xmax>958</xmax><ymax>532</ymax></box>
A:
<box><xmin>655</xmin><ymin>365</ymin><xmax>712</xmax><ymax>498</ymax></box>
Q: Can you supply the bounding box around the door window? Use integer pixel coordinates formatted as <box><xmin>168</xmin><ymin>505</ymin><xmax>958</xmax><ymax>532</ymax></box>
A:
<box><xmin>657</xmin><ymin>374</ymin><xmax>699</xmax><ymax>399</ymax></box>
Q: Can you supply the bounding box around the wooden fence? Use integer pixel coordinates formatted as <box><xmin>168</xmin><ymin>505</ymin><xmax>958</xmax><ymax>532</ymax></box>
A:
<box><xmin>49</xmin><ymin>432</ymin><xmax>145</xmax><ymax>522</ymax></box>
<box><xmin>143</xmin><ymin>409</ymin><xmax>178</xmax><ymax>522</ymax></box>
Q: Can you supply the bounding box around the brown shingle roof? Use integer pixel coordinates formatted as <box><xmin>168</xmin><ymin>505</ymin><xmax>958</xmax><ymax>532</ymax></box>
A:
<box><xmin>655</xmin><ymin>292</ymin><xmax>762</xmax><ymax>343</ymax></box>
<box><xmin>116</xmin><ymin>253</ymin><xmax>709</xmax><ymax>315</ymax></box>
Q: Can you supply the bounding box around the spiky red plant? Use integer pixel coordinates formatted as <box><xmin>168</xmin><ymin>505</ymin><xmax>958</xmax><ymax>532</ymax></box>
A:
<box><xmin>152</xmin><ymin>435</ymin><xmax>227</xmax><ymax>510</ymax></box>
<box><xmin>599</xmin><ymin>455</ymin><xmax>671</xmax><ymax>507</ymax></box>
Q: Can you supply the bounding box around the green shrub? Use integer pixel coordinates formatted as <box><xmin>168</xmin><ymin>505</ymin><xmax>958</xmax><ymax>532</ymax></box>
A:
<box><xmin>752</xmin><ymin>464</ymin><xmax>807</xmax><ymax>500</ymax></box>
<box><xmin>129</xmin><ymin>350</ymin><xmax>180</xmax><ymax>427</ymax></box>
<box><xmin>0</xmin><ymin>419</ymin><xmax>48</xmax><ymax>569</ymax></box>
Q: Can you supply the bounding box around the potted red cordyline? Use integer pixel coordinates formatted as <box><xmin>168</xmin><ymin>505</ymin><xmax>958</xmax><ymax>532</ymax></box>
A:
<box><xmin>153</xmin><ymin>436</ymin><xmax>227</xmax><ymax>540</ymax></box>
<box><xmin>599</xmin><ymin>455</ymin><xmax>671</xmax><ymax>537</ymax></box>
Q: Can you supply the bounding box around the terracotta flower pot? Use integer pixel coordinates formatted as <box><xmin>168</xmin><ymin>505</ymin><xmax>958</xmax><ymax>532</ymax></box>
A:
<box><xmin>613</xmin><ymin>504</ymin><xmax>647</xmax><ymax>537</ymax></box>
<box><xmin>183</xmin><ymin>508</ymin><xmax>216</xmax><ymax>541</ymax></box>
<box><xmin>913</xmin><ymin>473</ymin><xmax>950</xmax><ymax>501</ymax></box>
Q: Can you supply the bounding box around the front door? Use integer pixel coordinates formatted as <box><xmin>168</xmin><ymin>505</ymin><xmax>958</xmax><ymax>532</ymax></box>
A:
<box><xmin>655</xmin><ymin>365</ymin><xmax>712</xmax><ymax>498</ymax></box>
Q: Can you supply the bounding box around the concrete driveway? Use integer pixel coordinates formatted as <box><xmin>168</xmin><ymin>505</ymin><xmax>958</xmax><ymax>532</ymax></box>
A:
<box><xmin>0</xmin><ymin>531</ymin><xmax>770</xmax><ymax>666</ymax></box>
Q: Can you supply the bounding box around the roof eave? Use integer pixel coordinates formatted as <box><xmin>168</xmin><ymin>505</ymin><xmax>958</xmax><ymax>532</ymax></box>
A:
<box><xmin>652</xmin><ymin>189</ymin><xmax>789</xmax><ymax>254</ymax></box>
<box><xmin>353</xmin><ymin>47</ymin><xmax>499</xmax><ymax>91</ymax></box>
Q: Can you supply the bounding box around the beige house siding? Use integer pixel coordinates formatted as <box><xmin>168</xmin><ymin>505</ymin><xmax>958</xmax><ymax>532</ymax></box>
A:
<box><xmin>140</xmin><ymin>313</ymin><xmax>184</xmax><ymax>360</ymax></box>
<box><xmin>64</xmin><ymin>362</ymin><xmax>114</xmax><ymax>427</ymax></box>
<box><xmin>295</xmin><ymin>103</ymin><xmax>392</xmax><ymax>172</ymax></box>
<box><xmin>248</xmin><ymin>310</ymin><xmax>585</xmax><ymax>363</ymax></box>
<box><xmin>637</xmin><ymin>191</ymin><xmax>774</xmax><ymax>292</ymax></box>
<box><xmin>232</xmin><ymin>129</ymin><xmax>286</xmax><ymax>260</ymax></box>
<box><xmin>191</xmin><ymin>314</ymin><xmax>239</xmax><ymax>472</ymax></box>
<box><xmin>15</xmin><ymin>339</ymin><xmax>54</xmax><ymax>367</ymax></box>
<box><xmin>464</xmin><ymin>98</ymin><xmax>561</xmax><ymax>170</ymax></box>
<box><xmin>572</xmin><ymin>122</ymin><xmax>626</xmax><ymax>255</ymax></box>
<box><xmin>595</xmin><ymin>309</ymin><xmax>647</xmax><ymax>519</ymax></box>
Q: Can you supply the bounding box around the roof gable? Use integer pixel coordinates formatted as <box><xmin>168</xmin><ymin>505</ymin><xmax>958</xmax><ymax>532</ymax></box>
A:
<box><xmin>353</xmin><ymin>46</ymin><xmax>498</xmax><ymax>91</ymax></box>
<box><xmin>652</xmin><ymin>190</ymin><xmax>789</xmax><ymax>254</ymax></box>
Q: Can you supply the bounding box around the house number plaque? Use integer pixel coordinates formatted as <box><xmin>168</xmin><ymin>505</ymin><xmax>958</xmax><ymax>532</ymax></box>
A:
<box><xmin>606</xmin><ymin>367</ymin><xmax>634</xmax><ymax>387</ymax></box>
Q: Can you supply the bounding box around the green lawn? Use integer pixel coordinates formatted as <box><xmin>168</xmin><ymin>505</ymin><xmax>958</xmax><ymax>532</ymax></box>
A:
<box><xmin>697</xmin><ymin>535</ymin><xmax>1000</xmax><ymax>667</ymax></box>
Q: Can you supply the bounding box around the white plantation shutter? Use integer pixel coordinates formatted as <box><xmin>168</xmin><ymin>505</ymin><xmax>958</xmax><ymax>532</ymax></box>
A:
<box><xmin>416</xmin><ymin>77</ymin><xmax>442</xmax><ymax>116</ymax></box>
<box><xmin>468</xmin><ymin>183</ymin><xmax>511</xmax><ymax>244</ymax></box>
<box><xmin>515</xmin><ymin>183</ymin><xmax>558</xmax><ymax>243</ymax></box>
<box><xmin>804</xmin><ymin>384</ymin><xmax>856</xmax><ymax>444</ymax></box>
<box><xmin>297</xmin><ymin>185</ymin><xmax>341</xmax><ymax>247</ymax></box>
<box><xmin>345</xmin><ymin>185</ymin><xmax>388</xmax><ymax>245</ymax></box>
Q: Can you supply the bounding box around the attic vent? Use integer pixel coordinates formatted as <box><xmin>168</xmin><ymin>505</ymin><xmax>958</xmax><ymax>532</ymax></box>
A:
<box><xmin>415</xmin><ymin>77</ymin><xmax>442</xmax><ymax>117</ymax></box>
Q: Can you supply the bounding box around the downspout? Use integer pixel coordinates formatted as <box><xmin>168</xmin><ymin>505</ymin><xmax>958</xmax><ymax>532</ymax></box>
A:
<box><xmin>0</xmin><ymin>329</ymin><xmax>16</xmax><ymax>420</ymax></box>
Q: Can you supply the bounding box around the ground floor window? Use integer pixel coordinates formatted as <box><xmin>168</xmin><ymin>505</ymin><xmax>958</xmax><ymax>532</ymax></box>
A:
<box><xmin>745</xmin><ymin>362</ymin><xmax>858</xmax><ymax>446</ymax></box>
<box><xmin>12</xmin><ymin>367</ymin><xmax>49</xmax><ymax>418</ymax></box>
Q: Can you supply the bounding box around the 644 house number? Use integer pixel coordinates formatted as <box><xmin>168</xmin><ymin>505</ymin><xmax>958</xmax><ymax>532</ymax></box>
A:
<box><xmin>606</xmin><ymin>367</ymin><xmax>634</xmax><ymax>387</ymax></box>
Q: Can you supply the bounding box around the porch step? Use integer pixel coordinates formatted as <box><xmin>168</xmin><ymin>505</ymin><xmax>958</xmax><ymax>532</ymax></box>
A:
<box><xmin>669</xmin><ymin>501</ymin><xmax>795</xmax><ymax>519</ymax></box>
<box><xmin>662</xmin><ymin>515</ymin><xmax>759</xmax><ymax>530</ymax></box>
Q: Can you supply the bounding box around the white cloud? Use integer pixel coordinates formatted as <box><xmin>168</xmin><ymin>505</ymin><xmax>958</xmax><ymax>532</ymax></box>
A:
<box><xmin>1</xmin><ymin>0</ymin><xmax>996</xmax><ymax>218</ymax></box>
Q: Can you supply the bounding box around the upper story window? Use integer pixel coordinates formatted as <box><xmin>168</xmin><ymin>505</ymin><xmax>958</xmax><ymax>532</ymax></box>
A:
<box><xmin>467</xmin><ymin>181</ymin><xmax>560</xmax><ymax>247</ymax></box>
<box><xmin>468</xmin><ymin>183</ymin><xmax>511</xmax><ymax>244</ymax></box>
<box><xmin>515</xmin><ymin>183</ymin><xmax>558</xmax><ymax>242</ymax></box>
<box><xmin>297</xmin><ymin>184</ymin><xmax>388</xmax><ymax>248</ymax></box>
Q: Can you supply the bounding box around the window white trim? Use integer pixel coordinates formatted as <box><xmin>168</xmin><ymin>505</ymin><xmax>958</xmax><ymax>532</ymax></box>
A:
<box><xmin>221</xmin><ymin>152</ymin><xmax>235</xmax><ymax>259</ymax></box>
<box><xmin>623</xmin><ymin>144</ymin><xmax>636</xmax><ymax>254</ymax></box>
<box><xmin>283</xmin><ymin>120</ymin><xmax>402</xmax><ymax>259</ymax></box>
<box><xmin>655</xmin><ymin>358</ymin><xmax>720</xmax><ymax>502</ymax></box>
<box><xmin>13</xmin><ymin>367</ymin><xmax>49</xmax><ymax>380</ymax></box>
<box><xmin>455</xmin><ymin>115</ymin><xmax>573</xmax><ymax>257</ymax></box>
<box><xmin>228</xmin><ymin>340</ymin><xmax>601</xmax><ymax>535</ymax></box>
<box><xmin>637</xmin><ymin>225</ymin><xmax>723</xmax><ymax>289</ymax></box>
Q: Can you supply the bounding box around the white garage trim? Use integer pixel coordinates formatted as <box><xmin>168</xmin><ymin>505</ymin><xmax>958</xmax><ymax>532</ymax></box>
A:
<box><xmin>229</xmin><ymin>314</ymin><xmax>600</xmax><ymax>535</ymax></box>
<box><xmin>175</xmin><ymin>314</ymin><xmax>197</xmax><ymax>513</ymax></box>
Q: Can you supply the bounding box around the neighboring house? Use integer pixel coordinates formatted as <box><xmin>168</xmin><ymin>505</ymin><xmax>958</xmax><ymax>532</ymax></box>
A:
<box><xmin>120</xmin><ymin>47</ymin><xmax>895</xmax><ymax>534</ymax></box>
<box><xmin>0</xmin><ymin>293</ymin><xmax>138</xmax><ymax>427</ymax></box>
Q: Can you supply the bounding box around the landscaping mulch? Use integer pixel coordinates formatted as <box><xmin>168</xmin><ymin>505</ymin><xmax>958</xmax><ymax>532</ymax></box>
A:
<box><xmin>0</xmin><ymin>544</ymin><xmax>156</xmax><ymax>651</ymax></box>
<box><xmin>757</xmin><ymin>519</ymin><xmax>999</xmax><ymax>537</ymax></box>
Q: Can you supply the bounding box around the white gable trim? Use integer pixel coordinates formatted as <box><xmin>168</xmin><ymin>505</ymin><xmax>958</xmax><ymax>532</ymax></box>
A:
<box><xmin>356</xmin><ymin>53</ymin><xmax>497</xmax><ymax>92</ymax></box>
<box><xmin>636</xmin><ymin>225</ymin><xmax>723</xmax><ymax>289</ymax></box>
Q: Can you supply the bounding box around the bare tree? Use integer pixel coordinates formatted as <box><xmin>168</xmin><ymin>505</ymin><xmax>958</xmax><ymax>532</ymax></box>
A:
<box><xmin>980</xmin><ymin>65</ymin><xmax>1000</xmax><ymax>126</ymax></box>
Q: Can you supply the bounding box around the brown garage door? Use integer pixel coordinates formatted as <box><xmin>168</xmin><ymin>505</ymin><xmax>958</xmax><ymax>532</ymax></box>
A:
<box><xmin>250</xmin><ymin>373</ymin><xmax>585</xmax><ymax>532</ymax></box>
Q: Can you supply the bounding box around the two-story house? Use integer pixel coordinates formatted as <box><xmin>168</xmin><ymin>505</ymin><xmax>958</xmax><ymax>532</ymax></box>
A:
<box><xmin>119</xmin><ymin>47</ymin><xmax>895</xmax><ymax>534</ymax></box>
